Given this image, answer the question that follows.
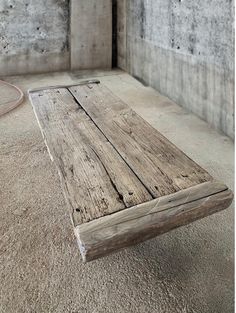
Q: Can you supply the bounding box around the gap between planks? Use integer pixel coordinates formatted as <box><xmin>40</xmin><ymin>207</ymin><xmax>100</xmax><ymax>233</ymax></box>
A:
<box><xmin>29</xmin><ymin>82</ymin><xmax>233</xmax><ymax>263</ymax></box>
<box><xmin>69</xmin><ymin>83</ymin><xmax>212</xmax><ymax>199</ymax></box>
<box><xmin>29</xmin><ymin>87</ymin><xmax>153</xmax><ymax>225</ymax></box>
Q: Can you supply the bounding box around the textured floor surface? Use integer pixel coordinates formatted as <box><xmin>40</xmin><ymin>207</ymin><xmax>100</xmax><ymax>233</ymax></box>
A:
<box><xmin>0</xmin><ymin>70</ymin><xmax>234</xmax><ymax>313</ymax></box>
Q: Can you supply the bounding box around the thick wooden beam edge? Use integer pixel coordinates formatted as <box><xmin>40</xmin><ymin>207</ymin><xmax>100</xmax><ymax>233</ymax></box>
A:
<box><xmin>75</xmin><ymin>181</ymin><xmax>233</xmax><ymax>262</ymax></box>
<box><xmin>28</xmin><ymin>79</ymin><xmax>100</xmax><ymax>94</ymax></box>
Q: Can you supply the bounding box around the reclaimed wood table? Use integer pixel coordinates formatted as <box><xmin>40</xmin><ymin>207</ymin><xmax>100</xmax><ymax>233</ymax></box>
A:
<box><xmin>29</xmin><ymin>80</ymin><xmax>233</xmax><ymax>262</ymax></box>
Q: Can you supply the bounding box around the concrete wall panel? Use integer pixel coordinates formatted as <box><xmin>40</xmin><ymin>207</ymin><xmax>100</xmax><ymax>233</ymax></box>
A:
<box><xmin>70</xmin><ymin>0</ymin><xmax>112</xmax><ymax>70</ymax></box>
<box><xmin>118</xmin><ymin>0</ymin><xmax>234</xmax><ymax>139</ymax></box>
<box><xmin>0</xmin><ymin>0</ymin><xmax>70</xmax><ymax>76</ymax></box>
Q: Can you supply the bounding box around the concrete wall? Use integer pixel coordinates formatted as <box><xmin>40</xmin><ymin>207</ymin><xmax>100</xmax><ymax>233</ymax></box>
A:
<box><xmin>0</xmin><ymin>0</ymin><xmax>112</xmax><ymax>76</ymax></box>
<box><xmin>118</xmin><ymin>0</ymin><xmax>234</xmax><ymax>139</ymax></box>
<box><xmin>1</xmin><ymin>0</ymin><xmax>234</xmax><ymax>137</ymax></box>
<box><xmin>70</xmin><ymin>0</ymin><xmax>112</xmax><ymax>70</ymax></box>
<box><xmin>0</xmin><ymin>0</ymin><xmax>70</xmax><ymax>76</ymax></box>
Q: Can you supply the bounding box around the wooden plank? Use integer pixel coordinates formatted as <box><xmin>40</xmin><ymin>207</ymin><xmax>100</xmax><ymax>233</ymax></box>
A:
<box><xmin>29</xmin><ymin>82</ymin><xmax>233</xmax><ymax>263</ymax></box>
<box><xmin>28</xmin><ymin>79</ymin><xmax>100</xmax><ymax>93</ymax></box>
<box><xmin>75</xmin><ymin>181</ymin><xmax>234</xmax><ymax>262</ymax></box>
<box><xmin>70</xmin><ymin>0</ymin><xmax>112</xmax><ymax>70</ymax></box>
<box><xmin>69</xmin><ymin>84</ymin><xmax>212</xmax><ymax>198</ymax></box>
<box><xmin>30</xmin><ymin>88</ymin><xmax>152</xmax><ymax>224</ymax></box>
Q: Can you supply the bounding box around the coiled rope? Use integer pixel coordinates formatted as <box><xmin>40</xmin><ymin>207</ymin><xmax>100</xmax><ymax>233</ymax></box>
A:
<box><xmin>0</xmin><ymin>80</ymin><xmax>24</xmax><ymax>116</ymax></box>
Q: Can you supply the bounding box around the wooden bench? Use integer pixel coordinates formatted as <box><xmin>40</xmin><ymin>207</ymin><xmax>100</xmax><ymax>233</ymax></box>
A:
<box><xmin>29</xmin><ymin>80</ymin><xmax>233</xmax><ymax>262</ymax></box>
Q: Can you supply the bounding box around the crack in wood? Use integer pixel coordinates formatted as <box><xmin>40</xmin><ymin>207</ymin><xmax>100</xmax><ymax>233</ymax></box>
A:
<box><xmin>67</xmin><ymin>87</ymin><xmax>155</xmax><ymax>199</ymax></box>
<box><xmin>89</xmin><ymin>146</ymin><xmax>125</xmax><ymax>206</ymax></box>
<box><xmin>67</xmin><ymin>86</ymin><xmax>154</xmax><ymax>200</ymax></box>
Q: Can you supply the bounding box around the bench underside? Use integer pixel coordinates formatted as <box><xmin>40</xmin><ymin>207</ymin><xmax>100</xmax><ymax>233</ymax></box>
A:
<box><xmin>29</xmin><ymin>80</ymin><xmax>233</xmax><ymax>262</ymax></box>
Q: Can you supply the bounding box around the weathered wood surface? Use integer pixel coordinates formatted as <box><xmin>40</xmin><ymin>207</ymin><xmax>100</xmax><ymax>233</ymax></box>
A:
<box><xmin>69</xmin><ymin>84</ymin><xmax>212</xmax><ymax>197</ymax></box>
<box><xmin>76</xmin><ymin>181</ymin><xmax>233</xmax><ymax>262</ymax></box>
<box><xmin>28</xmin><ymin>79</ymin><xmax>100</xmax><ymax>93</ymax></box>
<box><xmin>30</xmin><ymin>87</ymin><xmax>151</xmax><ymax>224</ymax></box>
<box><xmin>29</xmin><ymin>81</ymin><xmax>233</xmax><ymax>262</ymax></box>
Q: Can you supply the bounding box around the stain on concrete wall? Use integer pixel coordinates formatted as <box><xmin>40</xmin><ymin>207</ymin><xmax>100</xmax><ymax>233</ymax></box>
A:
<box><xmin>112</xmin><ymin>0</ymin><xmax>118</xmax><ymax>67</ymax></box>
<box><xmin>119</xmin><ymin>0</ymin><xmax>234</xmax><ymax>138</ymax></box>
<box><xmin>130</xmin><ymin>0</ymin><xmax>233</xmax><ymax>70</ymax></box>
<box><xmin>0</xmin><ymin>0</ymin><xmax>69</xmax><ymax>75</ymax></box>
<box><xmin>117</xmin><ymin>0</ymin><xmax>127</xmax><ymax>70</ymax></box>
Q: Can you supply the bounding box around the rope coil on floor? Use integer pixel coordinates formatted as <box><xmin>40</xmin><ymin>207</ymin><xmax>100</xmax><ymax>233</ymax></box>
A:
<box><xmin>0</xmin><ymin>80</ymin><xmax>24</xmax><ymax>117</ymax></box>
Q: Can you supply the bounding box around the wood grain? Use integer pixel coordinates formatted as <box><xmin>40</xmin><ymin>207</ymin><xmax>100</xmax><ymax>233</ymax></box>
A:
<box><xmin>29</xmin><ymin>82</ymin><xmax>233</xmax><ymax>262</ymax></box>
<box><xmin>30</xmin><ymin>88</ymin><xmax>152</xmax><ymax>224</ymax></box>
<box><xmin>69</xmin><ymin>84</ymin><xmax>212</xmax><ymax>198</ymax></box>
<box><xmin>75</xmin><ymin>181</ymin><xmax>233</xmax><ymax>262</ymax></box>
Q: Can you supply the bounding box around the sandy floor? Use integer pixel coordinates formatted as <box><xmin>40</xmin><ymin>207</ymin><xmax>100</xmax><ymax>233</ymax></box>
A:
<box><xmin>0</xmin><ymin>70</ymin><xmax>234</xmax><ymax>313</ymax></box>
